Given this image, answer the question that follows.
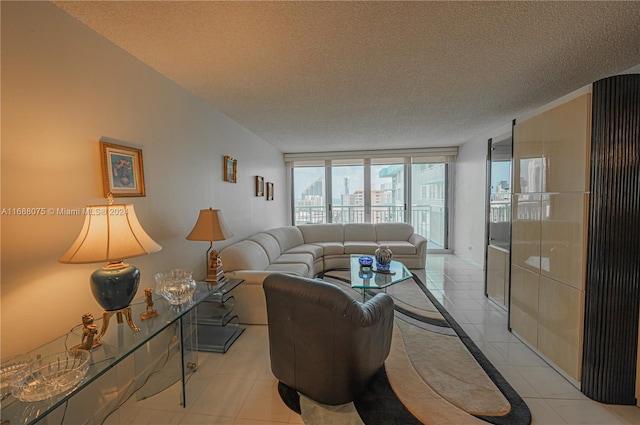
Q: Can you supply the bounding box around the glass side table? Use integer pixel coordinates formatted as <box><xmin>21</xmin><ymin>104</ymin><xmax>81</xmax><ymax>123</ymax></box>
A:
<box><xmin>0</xmin><ymin>281</ymin><xmax>219</xmax><ymax>425</ymax></box>
<box><xmin>196</xmin><ymin>278</ymin><xmax>245</xmax><ymax>353</ymax></box>
<box><xmin>349</xmin><ymin>254</ymin><xmax>413</xmax><ymax>301</ymax></box>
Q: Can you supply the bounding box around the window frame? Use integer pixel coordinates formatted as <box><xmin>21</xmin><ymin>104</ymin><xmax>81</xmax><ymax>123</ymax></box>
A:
<box><xmin>288</xmin><ymin>149</ymin><xmax>456</xmax><ymax>252</ymax></box>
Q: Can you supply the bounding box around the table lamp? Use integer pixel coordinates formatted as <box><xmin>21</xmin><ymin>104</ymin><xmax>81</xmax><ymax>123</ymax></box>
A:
<box><xmin>59</xmin><ymin>203</ymin><xmax>162</xmax><ymax>341</ymax></box>
<box><xmin>186</xmin><ymin>208</ymin><xmax>233</xmax><ymax>283</ymax></box>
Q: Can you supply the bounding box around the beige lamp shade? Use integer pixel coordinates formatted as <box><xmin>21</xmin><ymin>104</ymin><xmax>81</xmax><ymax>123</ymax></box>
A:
<box><xmin>186</xmin><ymin>208</ymin><xmax>233</xmax><ymax>242</ymax></box>
<box><xmin>59</xmin><ymin>204</ymin><xmax>162</xmax><ymax>264</ymax></box>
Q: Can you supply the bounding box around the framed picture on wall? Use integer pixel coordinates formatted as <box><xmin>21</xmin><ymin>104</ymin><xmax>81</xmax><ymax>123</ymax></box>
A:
<box><xmin>255</xmin><ymin>176</ymin><xmax>265</xmax><ymax>196</ymax></box>
<box><xmin>224</xmin><ymin>156</ymin><xmax>237</xmax><ymax>183</ymax></box>
<box><xmin>266</xmin><ymin>182</ymin><xmax>274</xmax><ymax>201</ymax></box>
<box><xmin>100</xmin><ymin>141</ymin><xmax>146</xmax><ymax>197</ymax></box>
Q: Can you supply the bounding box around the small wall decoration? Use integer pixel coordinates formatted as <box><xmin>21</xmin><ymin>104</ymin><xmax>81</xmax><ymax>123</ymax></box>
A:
<box><xmin>255</xmin><ymin>176</ymin><xmax>265</xmax><ymax>196</ymax></box>
<box><xmin>266</xmin><ymin>182</ymin><xmax>274</xmax><ymax>201</ymax></box>
<box><xmin>100</xmin><ymin>141</ymin><xmax>146</xmax><ymax>197</ymax></box>
<box><xmin>224</xmin><ymin>156</ymin><xmax>237</xmax><ymax>183</ymax></box>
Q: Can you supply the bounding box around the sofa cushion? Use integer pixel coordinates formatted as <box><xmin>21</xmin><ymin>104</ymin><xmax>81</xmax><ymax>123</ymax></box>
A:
<box><xmin>377</xmin><ymin>241</ymin><xmax>417</xmax><ymax>255</ymax></box>
<box><xmin>274</xmin><ymin>253</ymin><xmax>314</xmax><ymax>275</ymax></box>
<box><xmin>344</xmin><ymin>223</ymin><xmax>376</xmax><ymax>241</ymax></box>
<box><xmin>311</xmin><ymin>242</ymin><xmax>344</xmax><ymax>256</ymax></box>
<box><xmin>267</xmin><ymin>226</ymin><xmax>305</xmax><ymax>253</ymax></box>
<box><xmin>375</xmin><ymin>222</ymin><xmax>414</xmax><ymax>241</ymax></box>
<box><xmin>249</xmin><ymin>233</ymin><xmax>282</xmax><ymax>263</ymax></box>
<box><xmin>220</xmin><ymin>240</ymin><xmax>270</xmax><ymax>272</ymax></box>
<box><xmin>284</xmin><ymin>243</ymin><xmax>324</xmax><ymax>260</ymax></box>
<box><xmin>343</xmin><ymin>241</ymin><xmax>379</xmax><ymax>255</ymax></box>
<box><xmin>299</xmin><ymin>223</ymin><xmax>344</xmax><ymax>243</ymax></box>
<box><xmin>266</xmin><ymin>262</ymin><xmax>309</xmax><ymax>276</ymax></box>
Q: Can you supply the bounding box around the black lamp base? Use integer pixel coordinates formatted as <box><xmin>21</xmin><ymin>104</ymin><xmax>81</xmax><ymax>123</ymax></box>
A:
<box><xmin>90</xmin><ymin>261</ymin><xmax>141</xmax><ymax>340</ymax></box>
<box><xmin>90</xmin><ymin>262</ymin><xmax>140</xmax><ymax>311</ymax></box>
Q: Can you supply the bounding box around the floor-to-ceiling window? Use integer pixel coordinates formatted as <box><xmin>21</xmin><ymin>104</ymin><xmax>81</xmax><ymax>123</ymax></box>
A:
<box><xmin>411</xmin><ymin>163</ymin><xmax>447</xmax><ymax>249</ymax></box>
<box><xmin>287</xmin><ymin>149</ymin><xmax>456</xmax><ymax>251</ymax></box>
<box><xmin>292</xmin><ymin>163</ymin><xmax>326</xmax><ymax>224</ymax></box>
<box><xmin>331</xmin><ymin>160</ymin><xmax>364</xmax><ymax>223</ymax></box>
<box><xmin>371</xmin><ymin>159</ymin><xmax>405</xmax><ymax>223</ymax></box>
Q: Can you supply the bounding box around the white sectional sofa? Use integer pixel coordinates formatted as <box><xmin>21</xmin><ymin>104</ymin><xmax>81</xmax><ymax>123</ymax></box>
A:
<box><xmin>219</xmin><ymin>222</ymin><xmax>427</xmax><ymax>324</ymax></box>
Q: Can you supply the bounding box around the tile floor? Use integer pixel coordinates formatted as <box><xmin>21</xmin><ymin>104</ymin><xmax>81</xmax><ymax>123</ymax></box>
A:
<box><xmin>424</xmin><ymin>254</ymin><xmax>640</xmax><ymax>425</ymax></box>
<box><xmin>113</xmin><ymin>254</ymin><xmax>640</xmax><ymax>424</ymax></box>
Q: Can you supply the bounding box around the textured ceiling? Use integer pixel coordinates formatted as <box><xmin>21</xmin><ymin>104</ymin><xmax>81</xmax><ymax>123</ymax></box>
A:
<box><xmin>53</xmin><ymin>1</ymin><xmax>640</xmax><ymax>153</ymax></box>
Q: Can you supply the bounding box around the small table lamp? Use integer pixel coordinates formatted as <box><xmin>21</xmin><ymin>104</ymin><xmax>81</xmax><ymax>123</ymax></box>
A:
<box><xmin>59</xmin><ymin>203</ymin><xmax>161</xmax><ymax>341</ymax></box>
<box><xmin>186</xmin><ymin>208</ymin><xmax>233</xmax><ymax>283</ymax></box>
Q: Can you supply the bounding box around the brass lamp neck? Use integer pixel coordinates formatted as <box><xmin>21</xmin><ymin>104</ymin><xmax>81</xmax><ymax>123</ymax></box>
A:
<box><xmin>102</xmin><ymin>260</ymin><xmax>129</xmax><ymax>270</ymax></box>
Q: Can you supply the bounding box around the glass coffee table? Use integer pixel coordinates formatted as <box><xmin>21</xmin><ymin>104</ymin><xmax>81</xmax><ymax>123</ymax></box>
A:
<box><xmin>349</xmin><ymin>254</ymin><xmax>413</xmax><ymax>301</ymax></box>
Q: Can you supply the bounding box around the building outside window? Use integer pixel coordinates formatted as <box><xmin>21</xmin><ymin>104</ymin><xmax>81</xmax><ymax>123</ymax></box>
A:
<box><xmin>293</xmin><ymin>166</ymin><xmax>326</xmax><ymax>224</ymax></box>
<box><xmin>411</xmin><ymin>163</ymin><xmax>447</xmax><ymax>249</ymax></box>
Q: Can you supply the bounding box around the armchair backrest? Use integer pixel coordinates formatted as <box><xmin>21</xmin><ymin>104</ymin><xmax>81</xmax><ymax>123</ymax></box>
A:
<box><xmin>263</xmin><ymin>273</ymin><xmax>394</xmax><ymax>405</ymax></box>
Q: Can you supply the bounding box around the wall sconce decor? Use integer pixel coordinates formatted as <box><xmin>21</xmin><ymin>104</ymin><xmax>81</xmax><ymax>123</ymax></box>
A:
<box><xmin>186</xmin><ymin>208</ymin><xmax>233</xmax><ymax>283</ymax></box>
<box><xmin>266</xmin><ymin>182</ymin><xmax>274</xmax><ymax>201</ymax></box>
<box><xmin>59</xmin><ymin>202</ymin><xmax>162</xmax><ymax>341</ymax></box>
<box><xmin>223</xmin><ymin>156</ymin><xmax>237</xmax><ymax>183</ymax></box>
<box><xmin>255</xmin><ymin>176</ymin><xmax>264</xmax><ymax>196</ymax></box>
<box><xmin>100</xmin><ymin>141</ymin><xmax>146</xmax><ymax>197</ymax></box>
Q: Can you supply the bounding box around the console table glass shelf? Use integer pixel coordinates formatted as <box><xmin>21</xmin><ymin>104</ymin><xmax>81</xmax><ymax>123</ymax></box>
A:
<box><xmin>0</xmin><ymin>281</ymin><xmax>220</xmax><ymax>425</ymax></box>
<box><xmin>196</xmin><ymin>278</ymin><xmax>245</xmax><ymax>353</ymax></box>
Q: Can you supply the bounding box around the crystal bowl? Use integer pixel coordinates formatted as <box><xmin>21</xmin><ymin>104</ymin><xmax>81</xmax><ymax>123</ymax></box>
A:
<box><xmin>1</xmin><ymin>355</ymin><xmax>33</xmax><ymax>400</ymax></box>
<box><xmin>11</xmin><ymin>349</ymin><xmax>90</xmax><ymax>402</ymax></box>
<box><xmin>155</xmin><ymin>269</ymin><xmax>196</xmax><ymax>305</ymax></box>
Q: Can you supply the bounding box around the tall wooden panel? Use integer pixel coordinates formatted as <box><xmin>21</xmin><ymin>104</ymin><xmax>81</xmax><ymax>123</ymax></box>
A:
<box><xmin>582</xmin><ymin>74</ymin><xmax>640</xmax><ymax>404</ymax></box>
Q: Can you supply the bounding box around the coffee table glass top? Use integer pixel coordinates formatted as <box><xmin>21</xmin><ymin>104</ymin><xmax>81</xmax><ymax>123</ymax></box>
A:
<box><xmin>349</xmin><ymin>254</ymin><xmax>413</xmax><ymax>289</ymax></box>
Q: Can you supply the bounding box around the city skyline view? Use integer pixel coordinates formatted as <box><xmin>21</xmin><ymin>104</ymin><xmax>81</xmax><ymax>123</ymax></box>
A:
<box><xmin>293</xmin><ymin>165</ymin><xmax>394</xmax><ymax>203</ymax></box>
<box><xmin>292</xmin><ymin>162</ymin><xmax>447</xmax><ymax>248</ymax></box>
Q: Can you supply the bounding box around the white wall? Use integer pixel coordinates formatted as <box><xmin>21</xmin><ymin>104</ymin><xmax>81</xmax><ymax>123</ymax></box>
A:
<box><xmin>453</xmin><ymin>124</ymin><xmax>511</xmax><ymax>266</ymax></box>
<box><xmin>0</xmin><ymin>1</ymin><xmax>287</xmax><ymax>358</ymax></box>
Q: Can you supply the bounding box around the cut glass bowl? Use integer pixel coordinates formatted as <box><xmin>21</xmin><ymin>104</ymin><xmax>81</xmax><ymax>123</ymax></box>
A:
<box><xmin>154</xmin><ymin>269</ymin><xmax>196</xmax><ymax>305</ymax></box>
<box><xmin>1</xmin><ymin>355</ymin><xmax>33</xmax><ymax>400</ymax></box>
<box><xmin>11</xmin><ymin>349</ymin><xmax>90</xmax><ymax>402</ymax></box>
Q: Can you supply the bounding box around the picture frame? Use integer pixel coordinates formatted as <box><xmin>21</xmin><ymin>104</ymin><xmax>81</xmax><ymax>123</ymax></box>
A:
<box><xmin>224</xmin><ymin>156</ymin><xmax>237</xmax><ymax>183</ymax></box>
<box><xmin>99</xmin><ymin>141</ymin><xmax>146</xmax><ymax>197</ymax></box>
<box><xmin>266</xmin><ymin>182</ymin><xmax>274</xmax><ymax>201</ymax></box>
<box><xmin>255</xmin><ymin>176</ymin><xmax>265</xmax><ymax>196</ymax></box>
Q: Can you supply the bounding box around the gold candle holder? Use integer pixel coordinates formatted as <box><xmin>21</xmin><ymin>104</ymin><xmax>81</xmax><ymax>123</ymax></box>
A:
<box><xmin>140</xmin><ymin>288</ymin><xmax>159</xmax><ymax>320</ymax></box>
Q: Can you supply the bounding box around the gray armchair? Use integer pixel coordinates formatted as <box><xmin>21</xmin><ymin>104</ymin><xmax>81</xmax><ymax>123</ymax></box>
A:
<box><xmin>263</xmin><ymin>273</ymin><xmax>394</xmax><ymax>405</ymax></box>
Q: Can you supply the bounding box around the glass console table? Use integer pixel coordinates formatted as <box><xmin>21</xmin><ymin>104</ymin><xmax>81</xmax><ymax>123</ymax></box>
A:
<box><xmin>0</xmin><ymin>281</ymin><xmax>221</xmax><ymax>425</ymax></box>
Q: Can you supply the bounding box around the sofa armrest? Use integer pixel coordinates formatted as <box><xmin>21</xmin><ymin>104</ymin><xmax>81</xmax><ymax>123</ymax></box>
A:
<box><xmin>225</xmin><ymin>270</ymin><xmax>275</xmax><ymax>286</ymax></box>
<box><xmin>409</xmin><ymin>233</ymin><xmax>428</xmax><ymax>268</ymax></box>
<box><xmin>409</xmin><ymin>232</ymin><xmax>428</xmax><ymax>247</ymax></box>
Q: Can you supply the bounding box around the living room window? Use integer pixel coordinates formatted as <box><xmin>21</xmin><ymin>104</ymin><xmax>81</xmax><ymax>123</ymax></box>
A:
<box><xmin>371</xmin><ymin>158</ymin><xmax>405</xmax><ymax>224</ymax></box>
<box><xmin>411</xmin><ymin>163</ymin><xmax>448</xmax><ymax>249</ymax></box>
<box><xmin>287</xmin><ymin>148</ymin><xmax>456</xmax><ymax>251</ymax></box>
<box><xmin>331</xmin><ymin>159</ymin><xmax>364</xmax><ymax>223</ymax></box>
<box><xmin>292</xmin><ymin>163</ymin><xmax>326</xmax><ymax>224</ymax></box>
